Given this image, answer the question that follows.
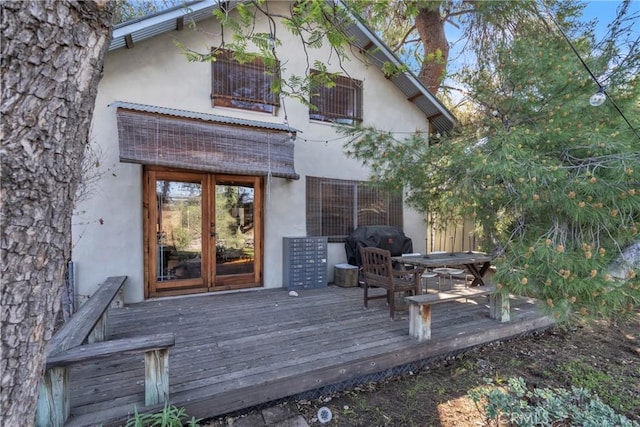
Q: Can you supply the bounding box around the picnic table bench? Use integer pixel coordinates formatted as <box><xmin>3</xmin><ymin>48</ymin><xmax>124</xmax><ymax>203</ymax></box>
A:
<box><xmin>36</xmin><ymin>276</ymin><xmax>175</xmax><ymax>427</ymax></box>
<box><xmin>405</xmin><ymin>286</ymin><xmax>510</xmax><ymax>342</ymax></box>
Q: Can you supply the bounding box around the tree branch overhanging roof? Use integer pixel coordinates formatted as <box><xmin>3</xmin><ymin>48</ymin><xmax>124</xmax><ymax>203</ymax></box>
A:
<box><xmin>109</xmin><ymin>0</ymin><xmax>457</xmax><ymax>133</ymax></box>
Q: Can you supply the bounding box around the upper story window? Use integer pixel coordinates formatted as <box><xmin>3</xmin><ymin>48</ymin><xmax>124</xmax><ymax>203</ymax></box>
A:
<box><xmin>211</xmin><ymin>48</ymin><xmax>280</xmax><ymax>113</ymax></box>
<box><xmin>309</xmin><ymin>71</ymin><xmax>363</xmax><ymax>125</ymax></box>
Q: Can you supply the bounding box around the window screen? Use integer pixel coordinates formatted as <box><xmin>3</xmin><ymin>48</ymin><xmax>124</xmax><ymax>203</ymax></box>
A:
<box><xmin>306</xmin><ymin>176</ymin><xmax>402</xmax><ymax>241</ymax></box>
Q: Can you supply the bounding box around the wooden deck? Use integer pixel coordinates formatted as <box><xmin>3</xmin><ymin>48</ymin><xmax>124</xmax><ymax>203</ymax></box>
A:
<box><xmin>65</xmin><ymin>285</ymin><xmax>554</xmax><ymax>426</ymax></box>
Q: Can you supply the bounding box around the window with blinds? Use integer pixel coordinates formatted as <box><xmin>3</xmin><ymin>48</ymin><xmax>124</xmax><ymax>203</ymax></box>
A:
<box><xmin>309</xmin><ymin>71</ymin><xmax>363</xmax><ymax>125</ymax></box>
<box><xmin>211</xmin><ymin>48</ymin><xmax>280</xmax><ymax>113</ymax></box>
<box><xmin>306</xmin><ymin>176</ymin><xmax>403</xmax><ymax>242</ymax></box>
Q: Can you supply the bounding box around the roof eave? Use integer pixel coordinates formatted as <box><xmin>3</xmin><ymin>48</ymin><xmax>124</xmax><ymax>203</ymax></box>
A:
<box><xmin>109</xmin><ymin>0</ymin><xmax>457</xmax><ymax>132</ymax></box>
<box><xmin>343</xmin><ymin>15</ymin><xmax>456</xmax><ymax>132</ymax></box>
<box><xmin>109</xmin><ymin>0</ymin><xmax>229</xmax><ymax>51</ymax></box>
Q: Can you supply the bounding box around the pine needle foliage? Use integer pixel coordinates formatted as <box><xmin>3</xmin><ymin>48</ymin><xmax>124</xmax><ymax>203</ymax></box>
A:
<box><xmin>344</xmin><ymin>4</ymin><xmax>640</xmax><ymax>321</ymax></box>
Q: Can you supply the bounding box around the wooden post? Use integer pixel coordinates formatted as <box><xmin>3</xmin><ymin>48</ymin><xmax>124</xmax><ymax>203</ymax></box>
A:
<box><xmin>408</xmin><ymin>304</ymin><xmax>432</xmax><ymax>342</ymax></box>
<box><xmin>87</xmin><ymin>311</ymin><xmax>108</xmax><ymax>343</ymax></box>
<box><xmin>489</xmin><ymin>293</ymin><xmax>510</xmax><ymax>322</ymax></box>
<box><xmin>145</xmin><ymin>348</ymin><xmax>170</xmax><ymax>406</ymax></box>
<box><xmin>111</xmin><ymin>288</ymin><xmax>125</xmax><ymax>308</ymax></box>
<box><xmin>36</xmin><ymin>367</ymin><xmax>69</xmax><ymax>427</ymax></box>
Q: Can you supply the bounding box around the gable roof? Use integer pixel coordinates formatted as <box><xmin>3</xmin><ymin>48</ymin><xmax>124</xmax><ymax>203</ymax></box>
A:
<box><xmin>109</xmin><ymin>0</ymin><xmax>456</xmax><ymax>133</ymax></box>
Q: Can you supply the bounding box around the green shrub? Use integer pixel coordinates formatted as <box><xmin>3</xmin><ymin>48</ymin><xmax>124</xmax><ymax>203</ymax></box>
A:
<box><xmin>468</xmin><ymin>377</ymin><xmax>639</xmax><ymax>427</ymax></box>
<box><xmin>560</xmin><ymin>360</ymin><xmax>637</xmax><ymax>413</ymax></box>
<box><xmin>125</xmin><ymin>403</ymin><xmax>200</xmax><ymax>427</ymax></box>
<box><xmin>171</xmin><ymin>227</ymin><xmax>192</xmax><ymax>252</ymax></box>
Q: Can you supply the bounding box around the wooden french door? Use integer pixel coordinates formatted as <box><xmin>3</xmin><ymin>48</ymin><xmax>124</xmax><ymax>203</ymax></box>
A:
<box><xmin>145</xmin><ymin>168</ymin><xmax>262</xmax><ymax>297</ymax></box>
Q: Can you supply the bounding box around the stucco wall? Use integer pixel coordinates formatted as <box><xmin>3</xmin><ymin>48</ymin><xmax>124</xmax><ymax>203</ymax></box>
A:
<box><xmin>72</xmin><ymin>4</ymin><xmax>431</xmax><ymax>302</ymax></box>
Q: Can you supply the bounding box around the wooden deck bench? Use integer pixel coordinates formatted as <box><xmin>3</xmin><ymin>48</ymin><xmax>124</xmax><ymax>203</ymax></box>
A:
<box><xmin>36</xmin><ymin>276</ymin><xmax>175</xmax><ymax>427</ymax></box>
<box><xmin>405</xmin><ymin>286</ymin><xmax>510</xmax><ymax>342</ymax></box>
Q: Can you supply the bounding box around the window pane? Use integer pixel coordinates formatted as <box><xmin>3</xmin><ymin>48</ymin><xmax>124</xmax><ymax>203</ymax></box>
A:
<box><xmin>321</xmin><ymin>181</ymin><xmax>354</xmax><ymax>237</ymax></box>
<box><xmin>358</xmin><ymin>185</ymin><xmax>388</xmax><ymax>225</ymax></box>
<box><xmin>306</xmin><ymin>176</ymin><xmax>402</xmax><ymax>241</ymax></box>
<box><xmin>358</xmin><ymin>185</ymin><xmax>403</xmax><ymax>227</ymax></box>
<box><xmin>211</xmin><ymin>49</ymin><xmax>279</xmax><ymax>113</ymax></box>
<box><xmin>156</xmin><ymin>180</ymin><xmax>202</xmax><ymax>281</ymax></box>
<box><xmin>215</xmin><ymin>184</ymin><xmax>255</xmax><ymax>276</ymax></box>
<box><xmin>306</xmin><ymin>177</ymin><xmax>354</xmax><ymax>238</ymax></box>
<box><xmin>309</xmin><ymin>72</ymin><xmax>362</xmax><ymax>124</ymax></box>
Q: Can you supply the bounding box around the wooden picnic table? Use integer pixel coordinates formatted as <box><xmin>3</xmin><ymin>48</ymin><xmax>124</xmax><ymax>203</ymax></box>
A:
<box><xmin>392</xmin><ymin>251</ymin><xmax>494</xmax><ymax>287</ymax></box>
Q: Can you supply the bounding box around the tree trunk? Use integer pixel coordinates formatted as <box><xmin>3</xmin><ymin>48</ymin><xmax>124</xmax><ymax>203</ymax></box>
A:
<box><xmin>0</xmin><ymin>1</ymin><xmax>113</xmax><ymax>424</ymax></box>
<box><xmin>415</xmin><ymin>6</ymin><xmax>449</xmax><ymax>95</ymax></box>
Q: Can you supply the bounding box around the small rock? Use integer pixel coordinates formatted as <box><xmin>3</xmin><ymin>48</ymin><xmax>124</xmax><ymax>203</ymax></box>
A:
<box><xmin>289</xmin><ymin>291</ymin><xmax>299</xmax><ymax>297</ymax></box>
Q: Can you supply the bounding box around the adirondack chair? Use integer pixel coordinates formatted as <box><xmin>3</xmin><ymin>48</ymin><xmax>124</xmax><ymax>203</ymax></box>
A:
<box><xmin>359</xmin><ymin>246</ymin><xmax>423</xmax><ymax>319</ymax></box>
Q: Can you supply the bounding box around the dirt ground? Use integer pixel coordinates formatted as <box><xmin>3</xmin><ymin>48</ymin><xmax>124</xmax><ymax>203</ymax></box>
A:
<box><xmin>207</xmin><ymin>312</ymin><xmax>639</xmax><ymax>426</ymax></box>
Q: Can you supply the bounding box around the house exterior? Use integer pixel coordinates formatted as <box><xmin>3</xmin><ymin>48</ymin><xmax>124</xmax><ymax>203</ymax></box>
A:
<box><xmin>71</xmin><ymin>0</ymin><xmax>455</xmax><ymax>303</ymax></box>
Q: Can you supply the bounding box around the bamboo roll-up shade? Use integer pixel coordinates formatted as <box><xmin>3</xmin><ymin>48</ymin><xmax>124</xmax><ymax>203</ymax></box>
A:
<box><xmin>116</xmin><ymin>109</ymin><xmax>299</xmax><ymax>179</ymax></box>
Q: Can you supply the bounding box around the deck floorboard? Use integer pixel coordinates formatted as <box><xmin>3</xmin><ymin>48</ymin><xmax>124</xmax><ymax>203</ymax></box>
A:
<box><xmin>65</xmin><ymin>285</ymin><xmax>553</xmax><ymax>426</ymax></box>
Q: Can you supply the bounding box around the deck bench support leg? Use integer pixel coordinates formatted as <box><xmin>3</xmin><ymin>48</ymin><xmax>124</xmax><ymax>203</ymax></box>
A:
<box><xmin>408</xmin><ymin>303</ymin><xmax>432</xmax><ymax>342</ymax></box>
<box><xmin>36</xmin><ymin>367</ymin><xmax>69</xmax><ymax>427</ymax></box>
<box><xmin>145</xmin><ymin>348</ymin><xmax>170</xmax><ymax>406</ymax></box>
<box><xmin>489</xmin><ymin>293</ymin><xmax>510</xmax><ymax>322</ymax></box>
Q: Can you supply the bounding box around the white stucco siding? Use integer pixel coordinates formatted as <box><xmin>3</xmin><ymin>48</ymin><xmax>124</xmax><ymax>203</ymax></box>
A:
<box><xmin>72</xmin><ymin>89</ymin><xmax>145</xmax><ymax>302</ymax></box>
<box><xmin>72</xmin><ymin>6</ymin><xmax>431</xmax><ymax>301</ymax></box>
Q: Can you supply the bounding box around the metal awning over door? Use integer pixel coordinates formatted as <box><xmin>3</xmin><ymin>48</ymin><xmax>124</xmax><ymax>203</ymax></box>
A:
<box><xmin>113</xmin><ymin>101</ymin><xmax>299</xmax><ymax>179</ymax></box>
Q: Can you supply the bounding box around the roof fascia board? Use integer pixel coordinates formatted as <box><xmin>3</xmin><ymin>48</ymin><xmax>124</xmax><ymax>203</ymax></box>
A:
<box><xmin>110</xmin><ymin>0</ymin><xmax>241</xmax><ymax>51</ymax></box>
<box><xmin>112</xmin><ymin>0</ymin><xmax>202</xmax><ymax>30</ymax></box>
<box><xmin>337</xmin><ymin>1</ymin><xmax>456</xmax><ymax>127</ymax></box>
<box><xmin>111</xmin><ymin>2</ymin><xmax>207</xmax><ymax>40</ymax></box>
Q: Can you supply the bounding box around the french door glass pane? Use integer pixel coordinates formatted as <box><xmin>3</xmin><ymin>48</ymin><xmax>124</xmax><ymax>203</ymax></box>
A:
<box><xmin>156</xmin><ymin>180</ymin><xmax>202</xmax><ymax>281</ymax></box>
<box><xmin>215</xmin><ymin>184</ymin><xmax>255</xmax><ymax>276</ymax></box>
